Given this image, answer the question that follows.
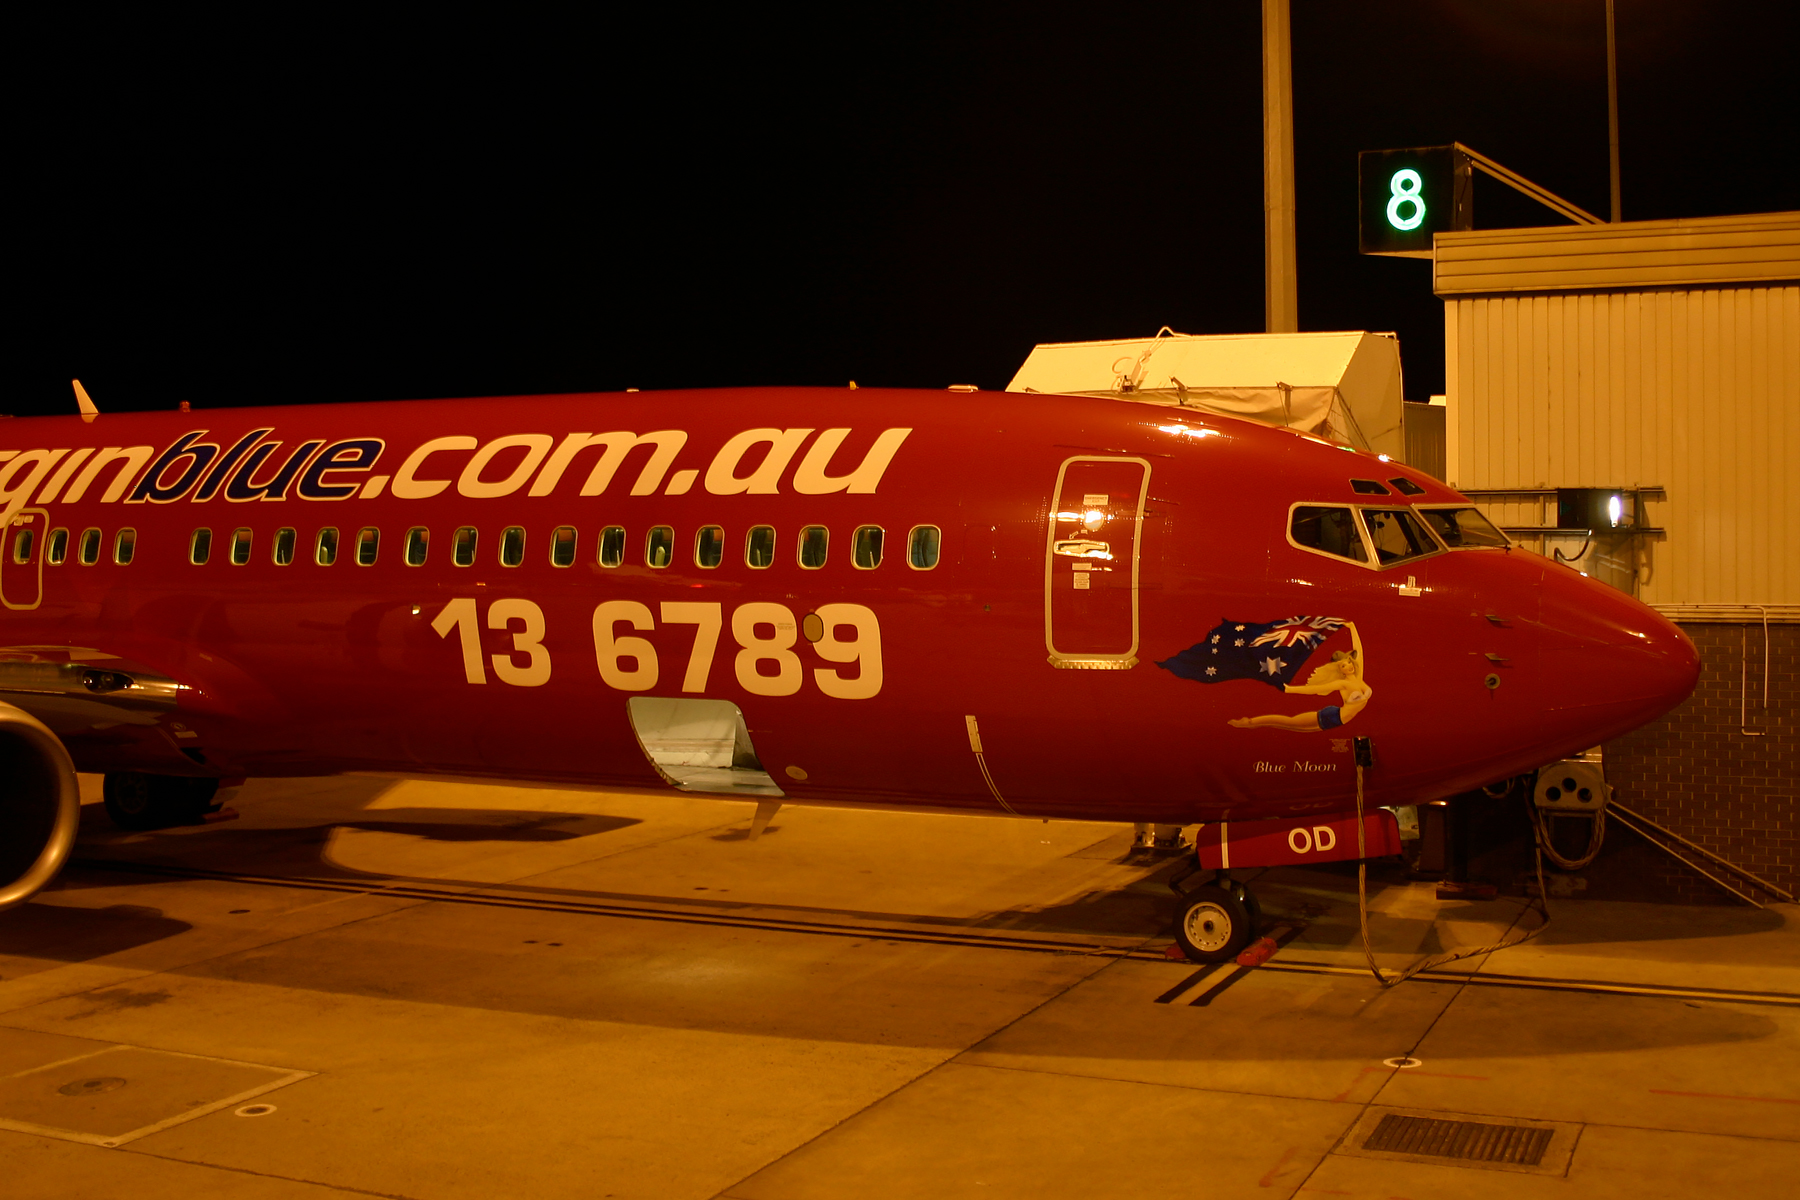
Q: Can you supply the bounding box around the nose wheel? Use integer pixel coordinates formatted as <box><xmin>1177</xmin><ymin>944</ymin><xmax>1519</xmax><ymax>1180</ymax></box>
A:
<box><xmin>1173</xmin><ymin>881</ymin><xmax>1263</xmax><ymax>963</ymax></box>
<box><xmin>1167</xmin><ymin>860</ymin><xmax>1265</xmax><ymax>963</ymax></box>
<box><xmin>1230</xmin><ymin>880</ymin><xmax>1262</xmax><ymax>932</ymax></box>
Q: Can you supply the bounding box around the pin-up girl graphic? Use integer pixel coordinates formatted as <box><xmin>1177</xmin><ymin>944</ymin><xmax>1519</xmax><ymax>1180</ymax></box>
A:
<box><xmin>1227</xmin><ymin>622</ymin><xmax>1371</xmax><ymax>732</ymax></box>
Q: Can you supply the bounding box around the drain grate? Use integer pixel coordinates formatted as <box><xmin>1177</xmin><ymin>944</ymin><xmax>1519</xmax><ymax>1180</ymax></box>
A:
<box><xmin>1364</xmin><ymin>1113</ymin><xmax>1553</xmax><ymax>1166</ymax></box>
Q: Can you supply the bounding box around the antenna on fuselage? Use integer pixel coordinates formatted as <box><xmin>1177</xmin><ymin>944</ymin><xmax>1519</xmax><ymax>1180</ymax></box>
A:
<box><xmin>73</xmin><ymin>379</ymin><xmax>99</xmax><ymax>422</ymax></box>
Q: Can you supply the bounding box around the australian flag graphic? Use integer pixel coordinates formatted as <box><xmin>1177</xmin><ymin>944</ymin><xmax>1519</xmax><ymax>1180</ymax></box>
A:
<box><xmin>1157</xmin><ymin>616</ymin><xmax>1347</xmax><ymax>689</ymax></box>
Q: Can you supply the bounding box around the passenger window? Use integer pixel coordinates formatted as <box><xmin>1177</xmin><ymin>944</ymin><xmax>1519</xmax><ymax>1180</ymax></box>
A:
<box><xmin>453</xmin><ymin>526</ymin><xmax>477</xmax><ymax>567</ymax></box>
<box><xmin>646</xmin><ymin>525</ymin><xmax>674</xmax><ymax>568</ymax></box>
<box><xmin>189</xmin><ymin>529</ymin><xmax>213</xmax><ymax>565</ymax></box>
<box><xmin>1362</xmin><ymin>508</ymin><xmax>1437</xmax><ymax>565</ymax></box>
<box><xmin>695</xmin><ymin>525</ymin><xmax>724</xmax><ymax>568</ymax></box>
<box><xmin>1351</xmin><ymin>479</ymin><xmax>1390</xmax><ymax>495</ymax></box>
<box><xmin>10</xmin><ymin>528</ymin><xmax>33</xmax><ymax>565</ymax></box>
<box><xmin>798</xmin><ymin>525</ymin><xmax>828</xmax><ymax>568</ymax></box>
<box><xmin>598</xmin><ymin>526</ymin><xmax>625</xmax><ymax>568</ymax></box>
<box><xmin>1290</xmin><ymin>506</ymin><xmax>1368</xmax><ymax>564</ymax></box>
<box><xmin>500</xmin><ymin>526</ymin><xmax>525</xmax><ymax>567</ymax></box>
<box><xmin>316</xmin><ymin>527</ymin><xmax>340</xmax><ymax>566</ymax></box>
<box><xmin>46</xmin><ymin>528</ymin><xmax>68</xmax><ymax>565</ymax></box>
<box><xmin>114</xmin><ymin>528</ymin><xmax>136</xmax><ymax>565</ymax></box>
<box><xmin>550</xmin><ymin>526</ymin><xmax>577</xmax><ymax>567</ymax></box>
<box><xmin>745</xmin><ymin>525</ymin><xmax>775</xmax><ymax>568</ymax></box>
<box><xmin>274</xmin><ymin>527</ymin><xmax>297</xmax><ymax>565</ymax></box>
<box><xmin>356</xmin><ymin>527</ymin><xmax>380</xmax><ymax>566</ymax></box>
<box><xmin>79</xmin><ymin>528</ymin><xmax>102</xmax><ymax>566</ymax></box>
<box><xmin>1389</xmin><ymin>477</ymin><xmax>1427</xmax><ymax>497</ymax></box>
<box><xmin>853</xmin><ymin>525</ymin><xmax>883</xmax><ymax>569</ymax></box>
<box><xmin>907</xmin><ymin>525</ymin><xmax>941</xmax><ymax>570</ymax></box>
<box><xmin>230</xmin><ymin>528</ymin><xmax>252</xmax><ymax>565</ymax></box>
<box><xmin>405</xmin><ymin>527</ymin><xmax>429</xmax><ymax>566</ymax></box>
<box><xmin>1419</xmin><ymin>507</ymin><xmax>1510</xmax><ymax>549</ymax></box>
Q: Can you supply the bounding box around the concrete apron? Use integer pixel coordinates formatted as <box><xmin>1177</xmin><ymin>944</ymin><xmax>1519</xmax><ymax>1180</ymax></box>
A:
<box><xmin>0</xmin><ymin>776</ymin><xmax>1794</xmax><ymax>1200</ymax></box>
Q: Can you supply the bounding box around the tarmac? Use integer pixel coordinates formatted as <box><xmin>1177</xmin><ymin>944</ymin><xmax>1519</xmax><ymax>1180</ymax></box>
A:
<box><xmin>2</xmin><ymin>775</ymin><xmax>1796</xmax><ymax>1199</ymax></box>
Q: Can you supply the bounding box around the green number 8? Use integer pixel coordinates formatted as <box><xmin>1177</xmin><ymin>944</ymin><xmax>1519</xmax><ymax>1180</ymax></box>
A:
<box><xmin>1386</xmin><ymin>169</ymin><xmax>1425</xmax><ymax>231</ymax></box>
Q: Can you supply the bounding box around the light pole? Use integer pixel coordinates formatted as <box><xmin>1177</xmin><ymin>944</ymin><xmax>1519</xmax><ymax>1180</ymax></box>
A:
<box><xmin>1606</xmin><ymin>0</ymin><xmax>1622</xmax><ymax>222</ymax></box>
<box><xmin>1263</xmin><ymin>0</ymin><xmax>1298</xmax><ymax>332</ymax></box>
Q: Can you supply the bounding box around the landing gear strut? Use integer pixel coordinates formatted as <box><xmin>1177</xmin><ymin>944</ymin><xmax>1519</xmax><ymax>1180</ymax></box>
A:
<box><xmin>103</xmin><ymin>773</ymin><xmax>220</xmax><ymax>830</ymax></box>
<box><xmin>1129</xmin><ymin>823</ymin><xmax>1189</xmax><ymax>859</ymax></box>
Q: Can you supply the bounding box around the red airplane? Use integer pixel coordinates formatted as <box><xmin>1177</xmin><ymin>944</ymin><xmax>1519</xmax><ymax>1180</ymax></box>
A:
<box><xmin>0</xmin><ymin>387</ymin><xmax>1698</xmax><ymax>960</ymax></box>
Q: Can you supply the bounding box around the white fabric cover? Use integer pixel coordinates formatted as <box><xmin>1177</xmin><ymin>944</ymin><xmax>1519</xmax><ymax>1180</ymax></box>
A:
<box><xmin>1005</xmin><ymin>330</ymin><xmax>1404</xmax><ymax>460</ymax></box>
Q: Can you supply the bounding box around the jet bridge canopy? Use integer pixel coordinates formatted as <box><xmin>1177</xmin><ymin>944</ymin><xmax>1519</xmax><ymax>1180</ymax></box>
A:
<box><xmin>1006</xmin><ymin>330</ymin><xmax>1404</xmax><ymax>461</ymax></box>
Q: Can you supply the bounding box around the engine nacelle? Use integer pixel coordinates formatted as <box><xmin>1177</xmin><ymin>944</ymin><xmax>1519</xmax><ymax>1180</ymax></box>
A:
<box><xmin>0</xmin><ymin>702</ymin><xmax>81</xmax><ymax>911</ymax></box>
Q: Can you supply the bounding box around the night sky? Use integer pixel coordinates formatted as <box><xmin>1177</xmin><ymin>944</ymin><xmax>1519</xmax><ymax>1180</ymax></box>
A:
<box><xmin>10</xmin><ymin>2</ymin><xmax>1797</xmax><ymax>420</ymax></box>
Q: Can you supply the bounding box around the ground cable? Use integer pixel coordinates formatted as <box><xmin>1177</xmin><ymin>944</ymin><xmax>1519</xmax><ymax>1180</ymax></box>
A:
<box><xmin>1354</xmin><ymin>765</ymin><xmax>1552</xmax><ymax>987</ymax></box>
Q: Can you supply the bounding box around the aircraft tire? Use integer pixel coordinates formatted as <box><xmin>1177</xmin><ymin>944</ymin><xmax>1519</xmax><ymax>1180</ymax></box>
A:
<box><xmin>1174</xmin><ymin>886</ymin><xmax>1252</xmax><ymax>963</ymax></box>
<box><xmin>1235</xmin><ymin>884</ymin><xmax>1263</xmax><ymax>936</ymax></box>
<box><xmin>103</xmin><ymin>773</ymin><xmax>218</xmax><ymax>831</ymax></box>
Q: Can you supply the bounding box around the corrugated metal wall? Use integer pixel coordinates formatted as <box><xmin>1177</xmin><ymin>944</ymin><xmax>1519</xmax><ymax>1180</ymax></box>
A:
<box><xmin>1445</xmin><ymin>284</ymin><xmax>1800</xmax><ymax>605</ymax></box>
<box><xmin>1434</xmin><ymin>212</ymin><xmax>1800</xmax><ymax>296</ymax></box>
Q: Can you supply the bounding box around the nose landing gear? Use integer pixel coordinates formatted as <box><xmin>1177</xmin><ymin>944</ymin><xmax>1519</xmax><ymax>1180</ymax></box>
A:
<box><xmin>1163</xmin><ymin>808</ymin><xmax>1405</xmax><ymax>962</ymax></box>
<box><xmin>1169</xmin><ymin>864</ymin><xmax>1263</xmax><ymax>963</ymax></box>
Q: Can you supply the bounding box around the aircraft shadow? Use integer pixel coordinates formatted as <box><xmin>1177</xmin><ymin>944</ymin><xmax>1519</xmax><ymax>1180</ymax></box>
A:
<box><xmin>337</xmin><ymin>812</ymin><xmax>642</xmax><ymax>843</ymax></box>
<box><xmin>62</xmin><ymin>799</ymin><xmax>1789</xmax><ymax>955</ymax></box>
<box><xmin>0</xmin><ymin>901</ymin><xmax>192</xmax><ymax>964</ymax></box>
<box><xmin>52</xmin><ymin>788</ymin><xmax>1785</xmax><ymax>978</ymax></box>
<box><xmin>33</xmin><ymin>802</ymin><xmax>1793</xmax><ymax>1066</ymax></box>
<box><xmin>62</xmin><ymin>795</ymin><xmax>643</xmax><ymax>893</ymax></box>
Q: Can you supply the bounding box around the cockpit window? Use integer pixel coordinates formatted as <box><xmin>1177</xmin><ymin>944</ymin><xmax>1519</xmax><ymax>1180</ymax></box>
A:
<box><xmin>1350</xmin><ymin>479</ymin><xmax>1390</xmax><ymax>495</ymax></box>
<box><xmin>1419</xmin><ymin>506</ymin><xmax>1510</xmax><ymax>549</ymax></box>
<box><xmin>1290</xmin><ymin>506</ymin><xmax>1368</xmax><ymax>564</ymax></box>
<box><xmin>1362</xmin><ymin>508</ymin><xmax>1438</xmax><ymax>565</ymax></box>
<box><xmin>1389</xmin><ymin>477</ymin><xmax>1427</xmax><ymax>496</ymax></box>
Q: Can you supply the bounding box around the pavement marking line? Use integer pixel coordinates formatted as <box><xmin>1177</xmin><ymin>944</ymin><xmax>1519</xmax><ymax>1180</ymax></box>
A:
<box><xmin>0</xmin><ymin>1042</ymin><xmax>316</xmax><ymax>1149</ymax></box>
<box><xmin>272</xmin><ymin>880</ymin><xmax>427</xmax><ymax>917</ymax></box>
<box><xmin>1434</xmin><ymin>967</ymin><xmax>1800</xmax><ymax>1003</ymax></box>
<box><xmin>3</xmin><ymin>1046</ymin><xmax>117</xmax><ymax>1080</ymax></box>
<box><xmin>1247</xmin><ymin>959</ymin><xmax>1800</xmax><ymax>1009</ymax></box>
<box><xmin>68</xmin><ymin>858</ymin><xmax>1160</xmax><ymax>960</ymax></box>
<box><xmin>62</xmin><ymin>859</ymin><xmax>1800</xmax><ymax>1010</ymax></box>
<box><xmin>1332</xmin><ymin>1063</ymin><xmax>1493</xmax><ymax>1089</ymax></box>
<box><xmin>1257</xmin><ymin>1145</ymin><xmax>1299</xmax><ymax>1187</ymax></box>
<box><xmin>1648</xmin><ymin>1088</ymin><xmax>1800</xmax><ymax>1105</ymax></box>
<box><xmin>1331</xmin><ymin>1065</ymin><xmax>1400</xmax><ymax>1104</ymax></box>
<box><xmin>1411</xmin><ymin>1070</ymin><xmax>1490</xmax><ymax>1081</ymax></box>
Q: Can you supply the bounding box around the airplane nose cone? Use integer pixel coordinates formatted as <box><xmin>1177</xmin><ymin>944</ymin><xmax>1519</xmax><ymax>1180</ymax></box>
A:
<box><xmin>1534</xmin><ymin>565</ymin><xmax>1699</xmax><ymax>739</ymax></box>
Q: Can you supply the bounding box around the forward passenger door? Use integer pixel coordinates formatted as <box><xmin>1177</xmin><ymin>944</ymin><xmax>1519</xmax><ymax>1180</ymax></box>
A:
<box><xmin>0</xmin><ymin>509</ymin><xmax>46</xmax><ymax>611</ymax></box>
<box><xmin>1044</xmin><ymin>457</ymin><xmax>1150</xmax><ymax>669</ymax></box>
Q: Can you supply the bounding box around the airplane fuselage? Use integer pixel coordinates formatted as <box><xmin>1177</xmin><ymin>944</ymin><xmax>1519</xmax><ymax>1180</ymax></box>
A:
<box><xmin>0</xmin><ymin>387</ymin><xmax>1699</xmax><ymax>824</ymax></box>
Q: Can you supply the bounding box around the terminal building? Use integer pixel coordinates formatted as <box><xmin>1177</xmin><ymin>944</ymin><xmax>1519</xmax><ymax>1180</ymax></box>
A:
<box><xmin>1436</xmin><ymin>211</ymin><xmax>1798</xmax><ymax>904</ymax></box>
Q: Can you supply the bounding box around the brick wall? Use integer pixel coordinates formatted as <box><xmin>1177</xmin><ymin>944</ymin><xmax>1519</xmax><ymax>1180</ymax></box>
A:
<box><xmin>1602</xmin><ymin>622</ymin><xmax>1798</xmax><ymax>905</ymax></box>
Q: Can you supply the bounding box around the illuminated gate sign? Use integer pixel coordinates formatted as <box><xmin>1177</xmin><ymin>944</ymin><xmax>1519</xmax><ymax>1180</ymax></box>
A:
<box><xmin>1358</xmin><ymin>145</ymin><xmax>1472</xmax><ymax>258</ymax></box>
